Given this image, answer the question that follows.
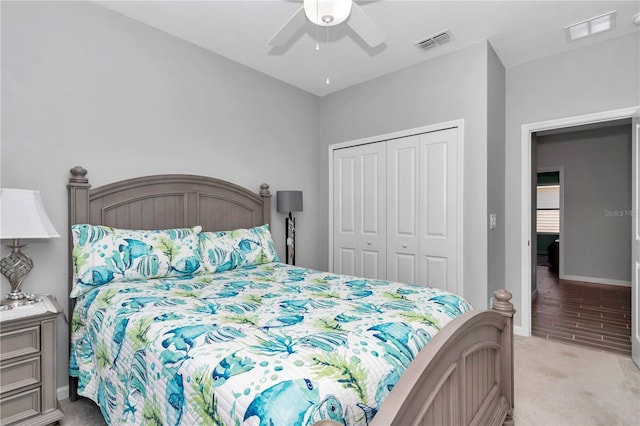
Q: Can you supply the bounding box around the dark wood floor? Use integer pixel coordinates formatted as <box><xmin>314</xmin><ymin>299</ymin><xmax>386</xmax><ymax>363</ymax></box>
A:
<box><xmin>532</xmin><ymin>259</ymin><xmax>631</xmax><ymax>357</ymax></box>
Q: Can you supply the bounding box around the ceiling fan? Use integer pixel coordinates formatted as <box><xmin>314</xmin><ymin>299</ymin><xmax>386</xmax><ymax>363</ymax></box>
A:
<box><xmin>269</xmin><ymin>0</ymin><xmax>385</xmax><ymax>48</ymax></box>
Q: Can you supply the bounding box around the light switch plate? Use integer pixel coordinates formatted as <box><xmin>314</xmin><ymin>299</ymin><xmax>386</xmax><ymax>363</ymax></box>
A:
<box><xmin>489</xmin><ymin>213</ymin><xmax>497</xmax><ymax>229</ymax></box>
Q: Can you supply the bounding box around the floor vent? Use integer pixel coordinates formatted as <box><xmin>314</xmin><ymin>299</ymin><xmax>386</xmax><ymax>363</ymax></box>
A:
<box><xmin>416</xmin><ymin>29</ymin><xmax>451</xmax><ymax>50</ymax></box>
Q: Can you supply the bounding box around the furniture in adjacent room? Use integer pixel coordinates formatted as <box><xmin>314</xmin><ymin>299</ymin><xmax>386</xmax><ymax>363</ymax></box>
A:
<box><xmin>0</xmin><ymin>295</ymin><xmax>64</xmax><ymax>426</ymax></box>
<box><xmin>332</xmin><ymin>127</ymin><xmax>460</xmax><ymax>294</ymax></box>
<box><xmin>548</xmin><ymin>239</ymin><xmax>560</xmax><ymax>273</ymax></box>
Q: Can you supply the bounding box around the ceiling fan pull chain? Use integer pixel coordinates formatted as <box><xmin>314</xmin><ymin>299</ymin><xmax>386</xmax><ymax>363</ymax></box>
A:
<box><xmin>325</xmin><ymin>25</ymin><xmax>330</xmax><ymax>85</ymax></box>
<box><xmin>315</xmin><ymin>0</ymin><xmax>320</xmax><ymax>51</ymax></box>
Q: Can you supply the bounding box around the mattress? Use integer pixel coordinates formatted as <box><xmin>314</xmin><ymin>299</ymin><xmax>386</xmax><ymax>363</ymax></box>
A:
<box><xmin>70</xmin><ymin>262</ymin><xmax>471</xmax><ymax>425</ymax></box>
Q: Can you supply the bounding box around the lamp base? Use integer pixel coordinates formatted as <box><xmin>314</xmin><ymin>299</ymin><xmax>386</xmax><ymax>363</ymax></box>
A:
<box><xmin>0</xmin><ymin>239</ymin><xmax>34</xmax><ymax>305</ymax></box>
<box><xmin>285</xmin><ymin>214</ymin><xmax>296</xmax><ymax>265</ymax></box>
<box><xmin>5</xmin><ymin>289</ymin><xmax>28</xmax><ymax>300</ymax></box>
<box><xmin>0</xmin><ymin>293</ymin><xmax>42</xmax><ymax>310</ymax></box>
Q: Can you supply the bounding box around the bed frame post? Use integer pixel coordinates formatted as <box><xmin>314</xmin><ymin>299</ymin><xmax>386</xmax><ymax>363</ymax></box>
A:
<box><xmin>259</xmin><ymin>183</ymin><xmax>271</xmax><ymax>226</ymax></box>
<box><xmin>67</xmin><ymin>166</ymin><xmax>91</xmax><ymax>401</ymax></box>
<box><xmin>492</xmin><ymin>289</ymin><xmax>515</xmax><ymax>426</ymax></box>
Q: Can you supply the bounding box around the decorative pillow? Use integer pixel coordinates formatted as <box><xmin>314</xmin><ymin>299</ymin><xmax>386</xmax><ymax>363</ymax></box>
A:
<box><xmin>199</xmin><ymin>224</ymin><xmax>280</xmax><ymax>273</ymax></box>
<box><xmin>70</xmin><ymin>224</ymin><xmax>203</xmax><ymax>298</ymax></box>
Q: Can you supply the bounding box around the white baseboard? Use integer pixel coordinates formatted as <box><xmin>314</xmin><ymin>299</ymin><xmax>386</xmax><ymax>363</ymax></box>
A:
<box><xmin>514</xmin><ymin>325</ymin><xmax>528</xmax><ymax>337</ymax></box>
<box><xmin>57</xmin><ymin>385</ymin><xmax>69</xmax><ymax>402</ymax></box>
<box><xmin>561</xmin><ymin>274</ymin><xmax>631</xmax><ymax>287</ymax></box>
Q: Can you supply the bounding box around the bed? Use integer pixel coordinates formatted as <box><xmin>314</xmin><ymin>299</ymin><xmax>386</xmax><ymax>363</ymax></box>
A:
<box><xmin>67</xmin><ymin>166</ymin><xmax>515</xmax><ymax>426</ymax></box>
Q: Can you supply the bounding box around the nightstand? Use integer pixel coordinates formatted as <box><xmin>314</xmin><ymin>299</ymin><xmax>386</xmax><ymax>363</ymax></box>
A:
<box><xmin>0</xmin><ymin>295</ymin><xmax>64</xmax><ymax>426</ymax></box>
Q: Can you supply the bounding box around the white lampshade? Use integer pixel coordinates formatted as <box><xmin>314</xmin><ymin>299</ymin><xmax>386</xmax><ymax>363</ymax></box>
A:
<box><xmin>0</xmin><ymin>189</ymin><xmax>60</xmax><ymax>239</ymax></box>
<box><xmin>304</xmin><ymin>0</ymin><xmax>352</xmax><ymax>26</ymax></box>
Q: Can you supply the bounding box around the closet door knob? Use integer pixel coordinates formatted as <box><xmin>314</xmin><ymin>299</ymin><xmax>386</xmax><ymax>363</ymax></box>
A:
<box><xmin>367</xmin><ymin>241</ymin><xmax>372</xmax><ymax>246</ymax></box>
<box><xmin>402</xmin><ymin>243</ymin><xmax>408</xmax><ymax>248</ymax></box>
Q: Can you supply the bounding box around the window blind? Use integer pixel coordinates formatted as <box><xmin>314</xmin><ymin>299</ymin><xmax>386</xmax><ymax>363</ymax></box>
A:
<box><xmin>537</xmin><ymin>185</ymin><xmax>559</xmax><ymax>233</ymax></box>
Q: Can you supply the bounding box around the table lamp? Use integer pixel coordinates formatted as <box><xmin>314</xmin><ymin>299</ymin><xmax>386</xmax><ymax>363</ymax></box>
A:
<box><xmin>0</xmin><ymin>188</ymin><xmax>60</xmax><ymax>308</ymax></box>
<box><xmin>276</xmin><ymin>190</ymin><xmax>303</xmax><ymax>265</ymax></box>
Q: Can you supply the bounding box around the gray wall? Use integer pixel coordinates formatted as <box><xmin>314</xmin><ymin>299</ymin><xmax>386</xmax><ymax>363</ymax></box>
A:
<box><xmin>505</xmin><ymin>33</ymin><xmax>640</xmax><ymax>328</ymax></box>
<box><xmin>1</xmin><ymin>1</ymin><xmax>320</xmax><ymax>391</ymax></box>
<box><xmin>537</xmin><ymin>124</ymin><xmax>632</xmax><ymax>284</ymax></box>
<box><xmin>487</xmin><ymin>44</ymin><xmax>506</xmax><ymax>298</ymax></box>
<box><xmin>319</xmin><ymin>41</ymin><xmax>496</xmax><ymax>310</ymax></box>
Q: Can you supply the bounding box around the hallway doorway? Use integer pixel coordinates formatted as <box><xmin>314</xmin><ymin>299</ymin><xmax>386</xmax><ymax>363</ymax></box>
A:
<box><xmin>528</xmin><ymin>116</ymin><xmax>632</xmax><ymax>358</ymax></box>
<box><xmin>519</xmin><ymin>106</ymin><xmax>638</xmax><ymax>348</ymax></box>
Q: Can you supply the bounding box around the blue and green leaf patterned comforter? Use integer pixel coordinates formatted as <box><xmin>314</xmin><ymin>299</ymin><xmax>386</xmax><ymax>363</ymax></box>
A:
<box><xmin>70</xmin><ymin>263</ymin><xmax>471</xmax><ymax>425</ymax></box>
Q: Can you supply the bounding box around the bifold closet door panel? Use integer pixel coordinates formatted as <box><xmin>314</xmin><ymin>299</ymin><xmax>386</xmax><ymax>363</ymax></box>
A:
<box><xmin>333</xmin><ymin>150</ymin><xmax>357</xmax><ymax>276</ymax></box>
<box><xmin>419</xmin><ymin>128</ymin><xmax>459</xmax><ymax>294</ymax></box>
<box><xmin>358</xmin><ymin>144</ymin><xmax>387</xmax><ymax>279</ymax></box>
<box><xmin>386</xmin><ymin>128</ymin><xmax>459</xmax><ymax>292</ymax></box>
<box><xmin>387</xmin><ymin>135</ymin><xmax>420</xmax><ymax>284</ymax></box>
<box><xmin>333</xmin><ymin>143</ymin><xmax>387</xmax><ymax>279</ymax></box>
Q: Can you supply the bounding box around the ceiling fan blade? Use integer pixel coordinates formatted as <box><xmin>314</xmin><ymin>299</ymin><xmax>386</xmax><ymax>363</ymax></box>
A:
<box><xmin>348</xmin><ymin>3</ymin><xmax>385</xmax><ymax>47</ymax></box>
<box><xmin>268</xmin><ymin>7</ymin><xmax>307</xmax><ymax>47</ymax></box>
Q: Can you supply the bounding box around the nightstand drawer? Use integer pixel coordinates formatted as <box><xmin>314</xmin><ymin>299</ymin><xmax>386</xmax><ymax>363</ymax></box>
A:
<box><xmin>0</xmin><ymin>327</ymin><xmax>40</xmax><ymax>361</ymax></box>
<box><xmin>0</xmin><ymin>387</ymin><xmax>41</xmax><ymax>426</ymax></box>
<box><xmin>0</xmin><ymin>356</ymin><xmax>40</xmax><ymax>395</ymax></box>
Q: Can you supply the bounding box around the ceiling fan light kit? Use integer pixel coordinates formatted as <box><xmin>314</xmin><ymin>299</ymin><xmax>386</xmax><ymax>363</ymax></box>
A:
<box><xmin>269</xmin><ymin>0</ymin><xmax>385</xmax><ymax>48</ymax></box>
<box><xmin>304</xmin><ymin>0</ymin><xmax>352</xmax><ymax>26</ymax></box>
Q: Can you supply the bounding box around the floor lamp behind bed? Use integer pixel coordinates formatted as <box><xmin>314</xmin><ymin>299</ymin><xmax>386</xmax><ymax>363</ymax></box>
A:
<box><xmin>276</xmin><ymin>190</ymin><xmax>303</xmax><ymax>265</ymax></box>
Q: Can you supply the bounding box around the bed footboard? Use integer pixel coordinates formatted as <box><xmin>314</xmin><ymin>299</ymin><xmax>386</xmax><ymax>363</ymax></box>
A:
<box><xmin>371</xmin><ymin>289</ymin><xmax>515</xmax><ymax>426</ymax></box>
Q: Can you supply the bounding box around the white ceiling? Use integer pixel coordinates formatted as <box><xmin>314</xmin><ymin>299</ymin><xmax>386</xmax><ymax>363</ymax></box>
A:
<box><xmin>96</xmin><ymin>1</ymin><xmax>640</xmax><ymax>97</ymax></box>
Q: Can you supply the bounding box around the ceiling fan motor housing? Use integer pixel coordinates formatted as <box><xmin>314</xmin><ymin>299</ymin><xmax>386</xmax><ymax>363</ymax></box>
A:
<box><xmin>304</xmin><ymin>0</ymin><xmax>353</xmax><ymax>26</ymax></box>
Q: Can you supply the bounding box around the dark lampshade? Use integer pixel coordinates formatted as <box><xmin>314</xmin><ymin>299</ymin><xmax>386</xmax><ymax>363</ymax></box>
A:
<box><xmin>277</xmin><ymin>191</ymin><xmax>303</xmax><ymax>213</ymax></box>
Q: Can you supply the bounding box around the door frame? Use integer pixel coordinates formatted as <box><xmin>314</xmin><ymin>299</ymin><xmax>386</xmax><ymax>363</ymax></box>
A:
<box><xmin>328</xmin><ymin>119</ymin><xmax>464</xmax><ymax>293</ymax></box>
<box><xmin>519</xmin><ymin>106</ymin><xmax>639</xmax><ymax>336</ymax></box>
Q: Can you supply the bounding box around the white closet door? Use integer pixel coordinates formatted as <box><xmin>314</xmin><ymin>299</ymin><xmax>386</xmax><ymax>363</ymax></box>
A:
<box><xmin>419</xmin><ymin>128</ymin><xmax>459</xmax><ymax>293</ymax></box>
<box><xmin>387</xmin><ymin>135</ymin><xmax>420</xmax><ymax>284</ymax></box>
<box><xmin>332</xmin><ymin>126</ymin><xmax>460</xmax><ymax>292</ymax></box>
<box><xmin>333</xmin><ymin>143</ymin><xmax>386</xmax><ymax>278</ymax></box>
<box><xmin>333</xmin><ymin>150</ymin><xmax>357</xmax><ymax>275</ymax></box>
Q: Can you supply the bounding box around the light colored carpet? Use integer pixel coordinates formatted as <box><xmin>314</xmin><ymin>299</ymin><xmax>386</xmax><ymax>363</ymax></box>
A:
<box><xmin>60</xmin><ymin>397</ymin><xmax>106</xmax><ymax>425</ymax></box>
<box><xmin>513</xmin><ymin>335</ymin><xmax>639</xmax><ymax>425</ymax></box>
<box><xmin>59</xmin><ymin>335</ymin><xmax>640</xmax><ymax>425</ymax></box>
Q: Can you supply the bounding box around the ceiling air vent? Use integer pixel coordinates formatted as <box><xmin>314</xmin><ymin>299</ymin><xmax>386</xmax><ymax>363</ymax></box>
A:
<box><xmin>416</xmin><ymin>29</ymin><xmax>451</xmax><ymax>50</ymax></box>
<box><xmin>416</xmin><ymin>38</ymin><xmax>436</xmax><ymax>50</ymax></box>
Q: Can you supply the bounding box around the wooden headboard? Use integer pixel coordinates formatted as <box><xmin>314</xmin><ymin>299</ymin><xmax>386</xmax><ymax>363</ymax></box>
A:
<box><xmin>66</xmin><ymin>165</ymin><xmax>271</xmax><ymax>399</ymax></box>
